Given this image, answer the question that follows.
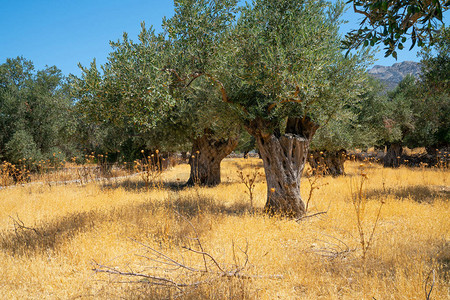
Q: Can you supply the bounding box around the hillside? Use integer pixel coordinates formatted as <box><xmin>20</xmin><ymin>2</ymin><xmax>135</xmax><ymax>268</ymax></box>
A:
<box><xmin>368</xmin><ymin>61</ymin><xmax>421</xmax><ymax>91</ymax></box>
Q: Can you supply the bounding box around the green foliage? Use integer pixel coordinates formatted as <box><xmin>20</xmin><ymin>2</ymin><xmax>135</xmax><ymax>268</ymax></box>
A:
<box><xmin>235</xmin><ymin>131</ymin><xmax>256</xmax><ymax>154</ymax></box>
<box><xmin>404</xmin><ymin>92</ymin><xmax>450</xmax><ymax>149</ymax></box>
<box><xmin>160</xmin><ymin>0</ymin><xmax>240</xmax><ymax>141</ymax></box>
<box><xmin>367</xmin><ymin>38</ymin><xmax>450</xmax><ymax>151</ymax></box>
<box><xmin>5</xmin><ymin>129</ymin><xmax>42</xmax><ymax>164</ymax></box>
<box><xmin>73</xmin><ymin>27</ymin><xmax>174</xmax><ymax>130</ymax></box>
<box><xmin>350</xmin><ymin>75</ymin><xmax>423</xmax><ymax>148</ymax></box>
<box><xmin>342</xmin><ymin>0</ymin><xmax>449</xmax><ymax>58</ymax></box>
<box><xmin>311</xmin><ymin>76</ymin><xmax>384</xmax><ymax>152</ymax></box>
<box><xmin>0</xmin><ymin>57</ymin><xmax>76</xmax><ymax>164</ymax></box>
<box><xmin>74</xmin><ymin>0</ymin><xmax>241</xmax><ymax>155</ymax></box>
<box><xmin>72</xmin><ymin>27</ymin><xmax>186</xmax><ymax>155</ymax></box>
<box><xmin>419</xmin><ymin>26</ymin><xmax>450</xmax><ymax>93</ymax></box>
<box><xmin>225</xmin><ymin>0</ymin><xmax>370</xmax><ymax>132</ymax></box>
<box><xmin>311</xmin><ymin>110</ymin><xmax>369</xmax><ymax>152</ymax></box>
<box><xmin>405</xmin><ymin>27</ymin><xmax>450</xmax><ymax>149</ymax></box>
<box><xmin>382</xmin><ymin>75</ymin><xmax>417</xmax><ymax>143</ymax></box>
<box><xmin>373</xmin><ymin>26</ymin><xmax>450</xmax><ymax>151</ymax></box>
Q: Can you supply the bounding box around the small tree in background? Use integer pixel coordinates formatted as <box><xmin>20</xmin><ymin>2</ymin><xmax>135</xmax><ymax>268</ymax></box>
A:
<box><xmin>0</xmin><ymin>57</ymin><xmax>76</xmax><ymax>166</ymax></box>
<box><xmin>378</xmin><ymin>75</ymin><xmax>417</xmax><ymax>167</ymax></box>
<box><xmin>309</xmin><ymin>113</ymin><xmax>372</xmax><ymax>176</ymax></box>
<box><xmin>308</xmin><ymin>76</ymin><xmax>383</xmax><ymax>176</ymax></box>
<box><xmin>405</xmin><ymin>26</ymin><xmax>450</xmax><ymax>157</ymax></box>
<box><xmin>235</xmin><ymin>131</ymin><xmax>257</xmax><ymax>158</ymax></box>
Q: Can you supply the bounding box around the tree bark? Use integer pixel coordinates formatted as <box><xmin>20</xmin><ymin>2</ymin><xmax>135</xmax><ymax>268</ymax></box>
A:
<box><xmin>383</xmin><ymin>142</ymin><xmax>403</xmax><ymax>168</ymax></box>
<box><xmin>425</xmin><ymin>146</ymin><xmax>438</xmax><ymax>157</ymax></box>
<box><xmin>181</xmin><ymin>151</ymin><xmax>189</xmax><ymax>163</ymax></box>
<box><xmin>247</xmin><ymin>117</ymin><xmax>319</xmax><ymax>218</ymax></box>
<box><xmin>308</xmin><ymin>149</ymin><xmax>347</xmax><ymax>176</ymax></box>
<box><xmin>186</xmin><ymin>131</ymin><xmax>238</xmax><ymax>186</ymax></box>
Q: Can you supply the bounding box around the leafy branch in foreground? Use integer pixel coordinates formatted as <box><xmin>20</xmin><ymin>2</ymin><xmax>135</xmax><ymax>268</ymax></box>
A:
<box><xmin>343</xmin><ymin>0</ymin><xmax>449</xmax><ymax>58</ymax></box>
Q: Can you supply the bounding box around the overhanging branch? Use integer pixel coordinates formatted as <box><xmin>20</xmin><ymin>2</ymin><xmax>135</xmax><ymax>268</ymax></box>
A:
<box><xmin>162</xmin><ymin>68</ymin><xmax>230</xmax><ymax>103</ymax></box>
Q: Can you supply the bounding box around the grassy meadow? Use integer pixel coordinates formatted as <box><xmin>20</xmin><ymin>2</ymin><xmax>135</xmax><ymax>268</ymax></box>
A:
<box><xmin>0</xmin><ymin>158</ymin><xmax>449</xmax><ymax>299</ymax></box>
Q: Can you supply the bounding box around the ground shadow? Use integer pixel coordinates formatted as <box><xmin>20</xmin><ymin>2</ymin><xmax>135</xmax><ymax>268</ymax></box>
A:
<box><xmin>101</xmin><ymin>178</ymin><xmax>249</xmax><ymax>192</ymax></box>
<box><xmin>0</xmin><ymin>211</ymin><xmax>99</xmax><ymax>256</ymax></box>
<box><xmin>0</xmin><ymin>192</ymin><xmax>254</xmax><ymax>256</ymax></box>
<box><xmin>229</xmin><ymin>160</ymin><xmax>264</xmax><ymax>171</ymax></box>
<box><xmin>101</xmin><ymin>179</ymin><xmax>187</xmax><ymax>192</ymax></box>
<box><xmin>366</xmin><ymin>185</ymin><xmax>450</xmax><ymax>203</ymax></box>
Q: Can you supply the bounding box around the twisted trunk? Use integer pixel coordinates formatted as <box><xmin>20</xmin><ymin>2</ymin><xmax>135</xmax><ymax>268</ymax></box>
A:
<box><xmin>383</xmin><ymin>142</ymin><xmax>403</xmax><ymax>168</ymax></box>
<box><xmin>308</xmin><ymin>149</ymin><xmax>347</xmax><ymax>176</ymax></box>
<box><xmin>248</xmin><ymin>117</ymin><xmax>318</xmax><ymax>218</ymax></box>
<box><xmin>186</xmin><ymin>132</ymin><xmax>238</xmax><ymax>186</ymax></box>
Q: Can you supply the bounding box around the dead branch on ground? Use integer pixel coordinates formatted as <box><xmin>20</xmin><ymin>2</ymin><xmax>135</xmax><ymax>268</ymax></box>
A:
<box><xmin>92</xmin><ymin>211</ymin><xmax>282</xmax><ymax>297</ymax></box>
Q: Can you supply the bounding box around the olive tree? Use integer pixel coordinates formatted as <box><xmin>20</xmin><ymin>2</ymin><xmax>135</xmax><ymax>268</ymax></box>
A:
<box><xmin>0</xmin><ymin>57</ymin><xmax>75</xmax><ymax>165</ymax></box>
<box><xmin>219</xmin><ymin>0</ymin><xmax>370</xmax><ymax>217</ymax></box>
<box><xmin>376</xmin><ymin>75</ymin><xmax>416</xmax><ymax>167</ymax></box>
<box><xmin>404</xmin><ymin>26</ymin><xmax>450</xmax><ymax>157</ymax></box>
<box><xmin>162</xmin><ymin>0</ymin><xmax>240</xmax><ymax>185</ymax></box>
<box><xmin>308</xmin><ymin>112</ymin><xmax>373</xmax><ymax>176</ymax></box>
<box><xmin>74</xmin><ymin>0</ymin><xmax>240</xmax><ymax>186</ymax></box>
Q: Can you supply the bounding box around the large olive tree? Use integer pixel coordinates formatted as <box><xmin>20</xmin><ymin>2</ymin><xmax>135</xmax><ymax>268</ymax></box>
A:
<box><xmin>219</xmin><ymin>0</ymin><xmax>370</xmax><ymax>217</ymax></box>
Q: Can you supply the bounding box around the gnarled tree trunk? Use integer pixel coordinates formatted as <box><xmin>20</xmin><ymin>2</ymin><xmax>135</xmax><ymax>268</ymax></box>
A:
<box><xmin>186</xmin><ymin>131</ymin><xmax>238</xmax><ymax>186</ymax></box>
<box><xmin>383</xmin><ymin>142</ymin><xmax>403</xmax><ymax>168</ymax></box>
<box><xmin>308</xmin><ymin>149</ymin><xmax>347</xmax><ymax>176</ymax></box>
<box><xmin>247</xmin><ymin>117</ymin><xmax>318</xmax><ymax>218</ymax></box>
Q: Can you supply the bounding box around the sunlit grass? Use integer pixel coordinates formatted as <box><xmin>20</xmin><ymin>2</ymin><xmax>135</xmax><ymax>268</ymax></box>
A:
<box><xmin>0</xmin><ymin>158</ymin><xmax>448</xmax><ymax>299</ymax></box>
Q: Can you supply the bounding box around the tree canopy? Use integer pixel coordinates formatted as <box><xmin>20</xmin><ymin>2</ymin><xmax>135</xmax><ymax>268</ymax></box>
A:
<box><xmin>73</xmin><ymin>0</ymin><xmax>241</xmax><ymax>185</ymax></box>
<box><xmin>207</xmin><ymin>0</ymin><xmax>371</xmax><ymax>215</ymax></box>
<box><xmin>0</xmin><ymin>57</ymin><xmax>75</xmax><ymax>165</ymax></box>
<box><xmin>225</xmin><ymin>0</ymin><xmax>369</xmax><ymax>128</ymax></box>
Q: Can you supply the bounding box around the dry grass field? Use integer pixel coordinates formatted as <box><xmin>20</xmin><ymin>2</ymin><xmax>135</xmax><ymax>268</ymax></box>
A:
<box><xmin>0</xmin><ymin>158</ymin><xmax>448</xmax><ymax>299</ymax></box>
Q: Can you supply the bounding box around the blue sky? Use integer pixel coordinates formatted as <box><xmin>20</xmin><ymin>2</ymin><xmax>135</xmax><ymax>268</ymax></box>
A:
<box><xmin>0</xmin><ymin>0</ymin><xmax>448</xmax><ymax>76</ymax></box>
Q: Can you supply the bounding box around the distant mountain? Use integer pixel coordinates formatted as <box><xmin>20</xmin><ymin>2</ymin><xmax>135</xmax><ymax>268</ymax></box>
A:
<box><xmin>368</xmin><ymin>61</ymin><xmax>422</xmax><ymax>91</ymax></box>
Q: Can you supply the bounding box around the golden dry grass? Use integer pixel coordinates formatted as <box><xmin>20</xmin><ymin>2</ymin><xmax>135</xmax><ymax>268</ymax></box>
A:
<box><xmin>0</xmin><ymin>158</ymin><xmax>448</xmax><ymax>299</ymax></box>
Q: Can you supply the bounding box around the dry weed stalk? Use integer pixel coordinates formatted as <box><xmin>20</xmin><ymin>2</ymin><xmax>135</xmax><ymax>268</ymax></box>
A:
<box><xmin>350</xmin><ymin>164</ymin><xmax>384</xmax><ymax>260</ymax></box>
<box><xmin>304</xmin><ymin>164</ymin><xmax>329</xmax><ymax>213</ymax></box>
<box><xmin>425</xmin><ymin>269</ymin><xmax>436</xmax><ymax>300</ymax></box>
<box><xmin>236</xmin><ymin>165</ymin><xmax>263</xmax><ymax>211</ymax></box>
<box><xmin>191</xmin><ymin>151</ymin><xmax>200</xmax><ymax>185</ymax></box>
<box><xmin>76</xmin><ymin>165</ymin><xmax>94</xmax><ymax>185</ymax></box>
<box><xmin>309</xmin><ymin>232</ymin><xmax>355</xmax><ymax>260</ymax></box>
<box><xmin>292</xmin><ymin>164</ymin><xmax>330</xmax><ymax>222</ymax></box>
<box><xmin>134</xmin><ymin>150</ymin><xmax>163</xmax><ymax>190</ymax></box>
<box><xmin>74</xmin><ymin>154</ymin><xmax>98</xmax><ymax>184</ymax></box>
<box><xmin>96</xmin><ymin>154</ymin><xmax>113</xmax><ymax>179</ymax></box>
<box><xmin>9</xmin><ymin>214</ymin><xmax>41</xmax><ymax>237</ymax></box>
<box><xmin>0</xmin><ymin>161</ymin><xmax>31</xmax><ymax>186</ymax></box>
<box><xmin>92</xmin><ymin>211</ymin><xmax>282</xmax><ymax>297</ymax></box>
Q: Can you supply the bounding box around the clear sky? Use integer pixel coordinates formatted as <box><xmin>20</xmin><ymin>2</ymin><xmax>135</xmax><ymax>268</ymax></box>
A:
<box><xmin>0</xmin><ymin>0</ymin><xmax>448</xmax><ymax>77</ymax></box>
